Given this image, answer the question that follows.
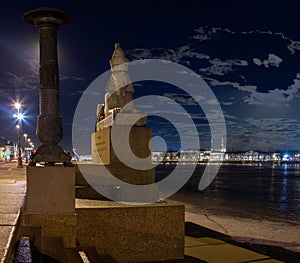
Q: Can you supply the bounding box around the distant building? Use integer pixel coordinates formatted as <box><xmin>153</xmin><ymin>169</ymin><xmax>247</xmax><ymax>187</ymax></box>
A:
<box><xmin>0</xmin><ymin>137</ymin><xmax>16</xmax><ymax>161</ymax></box>
<box><xmin>151</xmin><ymin>151</ymin><xmax>166</xmax><ymax>163</ymax></box>
<box><xmin>151</xmin><ymin>146</ymin><xmax>300</xmax><ymax>163</ymax></box>
<box><xmin>179</xmin><ymin>150</ymin><xmax>202</xmax><ymax>162</ymax></box>
<box><xmin>209</xmin><ymin>137</ymin><xmax>226</xmax><ymax>161</ymax></box>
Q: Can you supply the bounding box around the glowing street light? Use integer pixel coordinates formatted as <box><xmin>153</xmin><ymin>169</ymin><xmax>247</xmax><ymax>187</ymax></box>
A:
<box><xmin>15</xmin><ymin>102</ymin><xmax>21</xmax><ymax>111</ymax></box>
<box><xmin>14</xmin><ymin>103</ymin><xmax>23</xmax><ymax>168</ymax></box>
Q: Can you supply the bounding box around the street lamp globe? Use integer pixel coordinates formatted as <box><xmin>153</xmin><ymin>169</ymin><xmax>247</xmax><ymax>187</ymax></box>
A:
<box><xmin>15</xmin><ymin>102</ymin><xmax>21</xmax><ymax>111</ymax></box>
<box><xmin>17</xmin><ymin>113</ymin><xmax>24</xmax><ymax>120</ymax></box>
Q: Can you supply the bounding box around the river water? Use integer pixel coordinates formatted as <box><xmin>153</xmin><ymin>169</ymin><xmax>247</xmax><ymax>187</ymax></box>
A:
<box><xmin>156</xmin><ymin>163</ymin><xmax>300</xmax><ymax>223</ymax></box>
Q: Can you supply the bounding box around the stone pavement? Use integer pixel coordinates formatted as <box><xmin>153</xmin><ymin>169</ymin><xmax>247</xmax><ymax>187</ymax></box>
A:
<box><xmin>0</xmin><ymin>162</ymin><xmax>26</xmax><ymax>262</ymax></box>
<box><xmin>183</xmin><ymin>222</ymin><xmax>284</xmax><ymax>263</ymax></box>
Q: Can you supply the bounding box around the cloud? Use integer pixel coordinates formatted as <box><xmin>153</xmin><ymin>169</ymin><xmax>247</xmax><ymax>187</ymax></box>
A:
<box><xmin>207</xmin><ymin>75</ymin><xmax>300</xmax><ymax>106</ymax></box>
<box><xmin>200</xmin><ymin>58</ymin><xmax>248</xmax><ymax>75</ymax></box>
<box><xmin>2</xmin><ymin>69</ymin><xmax>85</xmax><ymax>96</ymax></box>
<box><xmin>253</xmin><ymin>54</ymin><xmax>283</xmax><ymax>67</ymax></box>
<box><xmin>59</xmin><ymin>74</ymin><xmax>85</xmax><ymax>81</ymax></box>
<box><xmin>127</xmin><ymin>44</ymin><xmax>210</xmax><ymax>64</ymax></box>
<box><xmin>220</xmin><ymin>101</ymin><xmax>234</xmax><ymax>106</ymax></box>
<box><xmin>192</xmin><ymin>26</ymin><xmax>300</xmax><ymax>54</ymax></box>
<box><xmin>243</xmin><ymin>78</ymin><xmax>300</xmax><ymax>106</ymax></box>
<box><xmin>128</xmin><ymin>26</ymin><xmax>300</xmax><ymax>107</ymax></box>
<box><xmin>128</xmin><ymin>48</ymin><xmax>182</xmax><ymax>63</ymax></box>
<box><xmin>162</xmin><ymin>93</ymin><xmax>198</xmax><ymax>106</ymax></box>
<box><xmin>207</xmin><ymin>78</ymin><xmax>257</xmax><ymax>92</ymax></box>
<box><xmin>4</xmin><ymin>71</ymin><xmax>38</xmax><ymax>91</ymax></box>
<box><xmin>28</xmin><ymin>59</ymin><xmax>39</xmax><ymax>74</ymax></box>
<box><xmin>226</xmin><ymin>117</ymin><xmax>300</xmax><ymax>151</ymax></box>
<box><xmin>206</xmin><ymin>99</ymin><xmax>219</xmax><ymax>105</ymax></box>
<box><xmin>287</xmin><ymin>41</ymin><xmax>300</xmax><ymax>54</ymax></box>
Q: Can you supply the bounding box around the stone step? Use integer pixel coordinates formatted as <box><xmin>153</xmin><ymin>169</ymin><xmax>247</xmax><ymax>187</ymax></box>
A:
<box><xmin>74</xmin><ymin>163</ymin><xmax>154</xmax><ymax>186</ymax></box>
<box><xmin>65</xmin><ymin>248</ymin><xmax>85</xmax><ymax>263</ymax></box>
<box><xmin>75</xmin><ymin>186</ymin><xmax>107</xmax><ymax>200</ymax></box>
<box><xmin>75</xmin><ymin>185</ymin><xmax>159</xmax><ymax>202</ymax></box>
<box><xmin>80</xmin><ymin>247</ymin><xmax>117</xmax><ymax>263</ymax></box>
<box><xmin>40</xmin><ymin>236</ymin><xmax>68</xmax><ymax>262</ymax></box>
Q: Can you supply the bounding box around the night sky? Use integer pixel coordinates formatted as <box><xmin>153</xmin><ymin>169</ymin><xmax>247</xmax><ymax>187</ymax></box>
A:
<box><xmin>1</xmin><ymin>1</ymin><xmax>300</xmax><ymax>153</ymax></box>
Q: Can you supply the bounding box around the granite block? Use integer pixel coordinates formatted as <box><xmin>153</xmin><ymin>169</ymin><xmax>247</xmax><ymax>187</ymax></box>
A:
<box><xmin>76</xmin><ymin>199</ymin><xmax>185</xmax><ymax>262</ymax></box>
<box><xmin>25</xmin><ymin>166</ymin><xmax>75</xmax><ymax>214</ymax></box>
<box><xmin>23</xmin><ymin>213</ymin><xmax>76</xmax><ymax>248</ymax></box>
<box><xmin>75</xmin><ymin>163</ymin><xmax>155</xmax><ymax>185</ymax></box>
<box><xmin>92</xmin><ymin>126</ymin><xmax>152</xmax><ymax>165</ymax></box>
<box><xmin>76</xmin><ymin>184</ymin><xmax>159</xmax><ymax>203</ymax></box>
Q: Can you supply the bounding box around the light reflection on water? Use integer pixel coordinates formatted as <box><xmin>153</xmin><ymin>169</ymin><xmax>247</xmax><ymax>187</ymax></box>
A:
<box><xmin>156</xmin><ymin>163</ymin><xmax>300</xmax><ymax>222</ymax></box>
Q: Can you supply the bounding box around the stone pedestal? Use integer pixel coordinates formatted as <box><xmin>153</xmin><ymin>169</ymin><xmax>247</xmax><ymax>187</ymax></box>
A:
<box><xmin>76</xmin><ymin>199</ymin><xmax>185</xmax><ymax>262</ymax></box>
<box><xmin>75</xmin><ymin>163</ymin><xmax>158</xmax><ymax>202</ymax></box>
<box><xmin>88</xmin><ymin>126</ymin><xmax>157</xmax><ymax>202</ymax></box>
<box><xmin>92</xmin><ymin>126</ymin><xmax>152</xmax><ymax>165</ymax></box>
<box><xmin>23</xmin><ymin>166</ymin><xmax>76</xmax><ymax>248</ymax></box>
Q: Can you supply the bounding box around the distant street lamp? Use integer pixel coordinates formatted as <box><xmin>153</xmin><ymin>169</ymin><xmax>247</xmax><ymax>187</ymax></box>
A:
<box><xmin>24</xmin><ymin>133</ymin><xmax>28</xmax><ymax>163</ymax></box>
<box><xmin>14</xmin><ymin>103</ymin><xmax>24</xmax><ymax>168</ymax></box>
<box><xmin>15</xmin><ymin>102</ymin><xmax>21</xmax><ymax>111</ymax></box>
<box><xmin>16</xmin><ymin>124</ymin><xmax>22</xmax><ymax>168</ymax></box>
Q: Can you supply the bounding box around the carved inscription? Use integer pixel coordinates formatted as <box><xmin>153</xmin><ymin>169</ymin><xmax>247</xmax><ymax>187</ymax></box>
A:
<box><xmin>92</xmin><ymin>128</ymin><xmax>110</xmax><ymax>164</ymax></box>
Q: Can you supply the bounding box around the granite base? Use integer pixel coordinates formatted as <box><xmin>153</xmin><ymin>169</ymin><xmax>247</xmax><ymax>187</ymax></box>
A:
<box><xmin>76</xmin><ymin>199</ymin><xmax>185</xmax><ymax>262</ymax></box>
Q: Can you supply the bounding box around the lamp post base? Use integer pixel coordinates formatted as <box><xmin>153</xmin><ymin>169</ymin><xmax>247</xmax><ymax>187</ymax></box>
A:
<box><xmin>17</xmin><ymin>157</ymin><xmax>23</xmax><ymax>168</ymax></box>
<box><xmin>29</xmin><ymin>144</ymin><xmax>72</xmax><ymax>166</ymax></box>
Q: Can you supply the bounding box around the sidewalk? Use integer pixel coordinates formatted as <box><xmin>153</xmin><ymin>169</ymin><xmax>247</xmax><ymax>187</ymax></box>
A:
<box><xmin>0</xmin><ymin>162</ymin><xmax>26</xmax><ymax>262</ymax></box>
<box><xmin>184</xmin><ymin>222</ymin><xmax>284</xmax><ymax>263</ymax></box>
<box><xmin>184</xmin><ymin>212</ymin><xmax>300</xmax><ymax>262</ymax></box>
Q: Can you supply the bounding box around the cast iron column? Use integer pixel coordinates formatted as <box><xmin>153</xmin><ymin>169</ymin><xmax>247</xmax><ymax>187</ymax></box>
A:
<box><xmin>23</xmin><ymin>8</ymin><xmax>71</xmax><ymax>166</ymax></box>
<box><xmin>17</xmin><ymin>124</ymin><xmax>23</xmax><ymax>168</ymax></box>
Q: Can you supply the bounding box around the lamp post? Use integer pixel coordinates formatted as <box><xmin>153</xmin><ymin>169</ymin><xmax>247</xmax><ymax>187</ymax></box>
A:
<box><xmin>23</xmin><ymin>8</ymin><xmax>72</xmax><ymax>166</ymax></box>
<box><xmin>24</xmin><ymin>134</ymin><xmax>28</xmax><ymax>163</ymax></box>
<box><xmin>16</xmin><ymin>124</ymin><xmax>23</xmax><ymax>168</ymax></box>
<box><xmin>14</xmin><ymin>102</ymin><xmax>24</xmax><ymax>168</ymax></box>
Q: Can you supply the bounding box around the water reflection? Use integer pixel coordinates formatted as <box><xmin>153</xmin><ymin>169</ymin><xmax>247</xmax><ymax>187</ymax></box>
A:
<box><xmin>157</xmin><ymin>163</ymin><xmax>300</xmax><ymax>222</ymax></box>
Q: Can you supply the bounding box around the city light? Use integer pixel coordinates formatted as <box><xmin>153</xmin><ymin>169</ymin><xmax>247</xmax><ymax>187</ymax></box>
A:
<box><xmin>15</xmin><ymin>102</ymin><xmax>21</xmax><ymax>110</ymax></box>
<box><xmin>17</xmin><ymin>113</ymin><xmax>24</xmax><ymax>120</ymax></box>
<box><xmin>13</xmin><ymin>112</ymin><xmax>25</xmax><ymax>121</ymax></box>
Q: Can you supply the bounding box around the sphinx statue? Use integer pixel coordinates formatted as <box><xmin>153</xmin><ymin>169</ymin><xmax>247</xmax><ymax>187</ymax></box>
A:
<box><xmin>104</xmin><ymin>43</ymin><xmax>136</xmax><ymax>117</ymax></box>
<box><xmin>96</xmin><ymin>43</ymin><xmax>146</xmax><ymax>130</ymax></box>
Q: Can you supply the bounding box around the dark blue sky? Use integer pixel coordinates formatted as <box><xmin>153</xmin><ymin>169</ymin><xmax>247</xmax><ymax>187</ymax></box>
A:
<box><xmin>1</xmin><ymin>0</ymin><xmax>300</xmax><ymax>152</ymax></box>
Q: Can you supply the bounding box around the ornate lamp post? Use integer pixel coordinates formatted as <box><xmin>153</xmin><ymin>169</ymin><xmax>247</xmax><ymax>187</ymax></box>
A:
<box><xmin>23</xmin><ymin>8</ymin><xmax>71</xmax><ymax>166</ymax></box>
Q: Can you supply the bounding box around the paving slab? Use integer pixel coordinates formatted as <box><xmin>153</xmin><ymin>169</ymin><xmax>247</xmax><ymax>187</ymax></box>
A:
<box><xmin>185</xmin><ymin>241</ymin><xmax>280</xmax><ymax>263</ymax></box>
<box><xmin>0</xmin><ymin>163</ymin><xmax>26</xmax><ymax>263</ymax></box>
